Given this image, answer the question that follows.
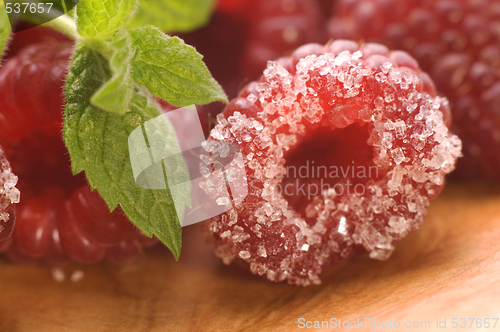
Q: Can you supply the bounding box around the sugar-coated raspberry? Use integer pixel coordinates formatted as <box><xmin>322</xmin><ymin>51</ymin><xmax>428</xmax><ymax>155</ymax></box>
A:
<box><xmin>0</xmin><ymin>41</ymin><xmax>157</xmax><ymax>264</ymax></box>
<box><xmin>0</xmin><ymin>147</ymin><xmax>20</xmax><ymax>242</ymax></box>
<box><xmin>328</xmin><ymin>0</ymin><xmax>500</xmax><ymax>180</ymax></box>
<box><xmin>202</xmin><ymin>41</ymin><xmax>461</xmax><ymax>286</ymax></box>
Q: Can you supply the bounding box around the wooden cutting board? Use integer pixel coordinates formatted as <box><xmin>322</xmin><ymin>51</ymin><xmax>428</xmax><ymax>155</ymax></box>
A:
<box><xmin>0</xmin><ymin>182</ymin><xmax>499</xmax><ymax>332</ymax></box>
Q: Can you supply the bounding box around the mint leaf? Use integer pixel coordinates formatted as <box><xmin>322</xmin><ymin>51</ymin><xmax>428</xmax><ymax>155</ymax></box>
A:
<box><xmin>0</xmin><ymin>0</ymin><xmax>11</xmax><ymax>59</ymax></box>
<box><xmin>76</xmin><ymin>0</ymin><xmax>136</xmax><ymax>39</ymax></box>
<box><xmin>129</xmin><ymin>26</ymin><xmax>227</xmax><ymax>107</ymax></box>
<box><xmin>91</xmin><ymin>31</ymin><xmax>133</xmax><ymax>114</ymax></box>
<box><xmin>64</xmin><ymin>43</ymin><xmax>184</xmax><ymax>259</ymax></box>
<box><xmin>128</xmin><ymin>0</ymin><xmax>215</xmax><ymax>33</ymax></box>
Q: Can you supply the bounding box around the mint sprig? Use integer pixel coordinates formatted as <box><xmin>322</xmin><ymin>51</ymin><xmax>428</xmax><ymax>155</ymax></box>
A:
<box><xmin>42</xmin><ymin>0</ymin><xmax>224</xmax><ymax>259</ymax></box>
<box><xmin>64</xmin><ymin>44</ymin><xmax>185</xmax><ymax>258</ymax></box>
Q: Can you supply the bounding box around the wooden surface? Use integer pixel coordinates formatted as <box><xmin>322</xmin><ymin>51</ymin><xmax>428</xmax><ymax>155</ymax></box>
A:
<box><xmin>0</xmin><ymin>182</ymin><xmax>500</xmax><ymax>332</ymax></box>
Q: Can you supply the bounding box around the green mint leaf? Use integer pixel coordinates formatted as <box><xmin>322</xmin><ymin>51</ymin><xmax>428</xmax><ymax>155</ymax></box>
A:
<box><xmin>64</xmin><ymin>43</ymin><xmax>185</xmax><ymax>259</ymax></box>
<box><xmin>91</xmin><ymin>31</ymin><xmax>133</xmax><ymax>114</ymax></box>
<box><xmin>128</xmin><ymin>0</ymin><xmax>215</xmax><ymax>33</ymax></box>
<box><xmin>0</xmin><ymin>0</ymin><xmax>11</xmax><ymax>59</ymax></box>
<box><xmin>75</xmin><ymin>0</ymin><xmax>136</xmax><ymax>39</ymax></box>
<box><xmin>129</xmin><ymin>26</ymin><xmax>228</xmax><ymax>107</ymax></box>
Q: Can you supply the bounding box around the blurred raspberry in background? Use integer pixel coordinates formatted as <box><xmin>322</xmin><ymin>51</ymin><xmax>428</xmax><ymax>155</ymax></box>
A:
<box><xmin>327</xmin><ymin>0</ymin><xmax>500</xmax><ymax>180</ymax></box>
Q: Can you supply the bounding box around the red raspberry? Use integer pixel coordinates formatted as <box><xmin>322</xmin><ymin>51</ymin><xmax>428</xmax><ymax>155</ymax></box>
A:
<box><xmin>216</xmin><ymin>0</ymin><xmax>250</xmax><ymax>17</ymax></box>
<box><xmin>240</xmin><ymin>0</ymin><xmax>323</xmax><ymax>81</ymax></box>
<box><xmin>3</xmin><ymin>23</ymin><xmax>71</xmax><ymax>60</ymax></box>
<box><xmin>0</xmin><ymin>41</ymin><xmax>157</xmax><ymax>264</ymax></box>
<box><xmin>0</xmin><ymin>41</ymin><xmax>71</xmax><ymax>143</ymax></box>
<box><xmin>328</xmin><ymin>0</ymin><xmax>500</xmax><ymax>180</ymax></box>
<box><xmin>179</xmin><ymin>0</ymin><xmax>324</xmax><ymax>130</ymax></box>
<box><xmin>179</xmin><ymin>11</ymin><xmax>249</xmax><ymax>101</ymax></box>
<box><xmin>316</xmin><ymin>0</ymin><xmax>336</xmax><ymax>19</ymax></box>
<box><xmin>182</xmin><ymin>0</ymin><xmax>323</xmax><ymax>98</ymax></box>
<box><xmin>202</xmin><ymin>41</ymin><xmax>461</xmax><ymax>286</ymax></box>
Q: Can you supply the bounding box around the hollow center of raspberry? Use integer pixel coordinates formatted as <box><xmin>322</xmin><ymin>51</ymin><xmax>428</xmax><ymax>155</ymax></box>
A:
<box><xmin>5</xmin><ymin>129</ymin><xmax>86</xmax><ymax>199</ymax></box>
<box><xmin>281</xmin><ymin>123</ymin><xmax>384</xmax><ymax>218</ymax></box>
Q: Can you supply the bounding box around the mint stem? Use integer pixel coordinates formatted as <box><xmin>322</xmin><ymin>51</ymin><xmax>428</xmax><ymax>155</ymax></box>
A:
<box><xmin>43</xmin><ymin>14</ymin><xmax>78</xmax><ymax>40</ymax></box>
<box><xmin>83</xmin><ymin>38</ymin><xmax>115</xmax><ymax>60</ymax></box>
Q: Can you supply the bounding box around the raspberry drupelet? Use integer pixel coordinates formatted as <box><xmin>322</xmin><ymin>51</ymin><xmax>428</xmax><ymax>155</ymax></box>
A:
<box><xmin>201</xmin><ymin>41</ymin><xmax>462</xmax><ymax>286</ymax></box>
<box><xmin>328</xmin><ymin>0</ymin><xmax>500</xmax><ymax>180</ymax></box>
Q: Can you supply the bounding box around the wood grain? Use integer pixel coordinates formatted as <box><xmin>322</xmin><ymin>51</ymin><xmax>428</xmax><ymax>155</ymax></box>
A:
<box><xmin>0</xmin><ymin>182</ymin><xmax>499</xmax><ymax>332</ymax></box>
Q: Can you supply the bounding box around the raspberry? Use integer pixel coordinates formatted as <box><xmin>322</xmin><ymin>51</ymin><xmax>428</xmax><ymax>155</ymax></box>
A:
<box><xmin>202</xmin><ymin>41</ymin><xmax>461</xmax><ymax>286</ymax></box>
<box><xmin>216</xmin><ymin>0</ymin><xmax>250</xmax><ymax>17</ymax></box>
<box><xmin>0</xmin><ymin>41</ymin><xmax>72</xmax><ymax>143</ymax></box>
<box><xmin>240</xmin><ymin>0</ymin><xmax>323</xmax><ymax>81</ymax></box>
<box><xmin>0</xmin><ymin>147</ymin><xmax>20</xmax><ymax>242</ymax></box>
<box><xmin>0</xmin><ymin>41</ymin><xmax>157</xmax><ymax>264</ymax></box>
<box><xmin>181</xmin><ymin>0</ymin><xmax>323</xmax><ymax>99</ymax></box>
<box><xmin>327</xmin><ymin>0</ymin><xmax>500</xmax><ymax>180</ymax></box>
<box><xmin>3</xmin><ymin>23</ymin><xmax>71</xmax><ymax>60</ymax></box>
<box><xmin>178</xmin><ymin>11</ymin><xmax>248</xmax><ymax>105</ymax></box>
<box><xmin>177</xmin><ymin>0</ymin><xmax>324</xmax><ymax>131</ymax></box>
